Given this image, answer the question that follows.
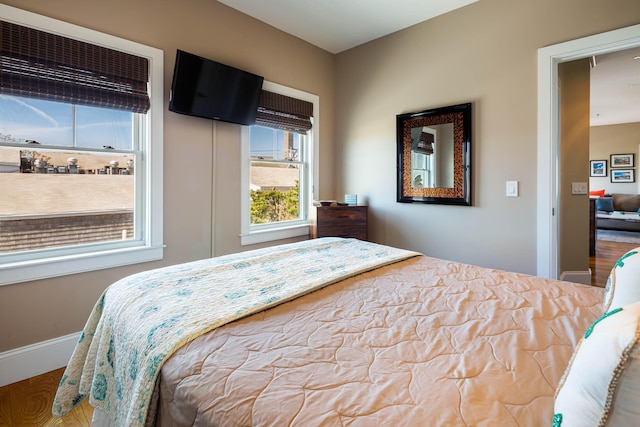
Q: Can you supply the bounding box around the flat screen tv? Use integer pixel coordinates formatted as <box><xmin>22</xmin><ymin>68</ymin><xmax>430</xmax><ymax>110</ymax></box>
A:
<box><xmin>169</xmin><ymin>50</ymin><xmax>264</xmax><ymax>125</ymax></box>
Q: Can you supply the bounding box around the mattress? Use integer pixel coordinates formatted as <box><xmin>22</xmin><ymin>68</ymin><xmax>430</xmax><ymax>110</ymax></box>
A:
<box><xmin>152</xmin><ymin>254</ymin><xmax>604</xmax><ymax>426</ymax></box>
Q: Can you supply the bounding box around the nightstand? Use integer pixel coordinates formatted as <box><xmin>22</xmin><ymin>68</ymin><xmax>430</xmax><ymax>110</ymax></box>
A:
<box><xmin>310</xmin><ymin>205</ymin><xmax>368</xmax><ymax>241</ymax></box>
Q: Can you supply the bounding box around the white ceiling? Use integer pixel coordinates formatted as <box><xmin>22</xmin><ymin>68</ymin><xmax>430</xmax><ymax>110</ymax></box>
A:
<box><xmin>218</xmin><ymin>0</ymin><xmax>479</xmax><ymax>54</ymax></box>
<box><xmin>219</xmin><ymin>0</ymin><xmax>640</xmax><ymax>126</ymax></box>
<box><xmin>590</xmin><ymin>48</ymin><xmax>640</xmax><ymax>126</ymax></box>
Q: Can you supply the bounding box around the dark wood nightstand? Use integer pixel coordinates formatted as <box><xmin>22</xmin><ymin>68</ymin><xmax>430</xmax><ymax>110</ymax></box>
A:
<box><xmin>310</xmin><ymin>205</ymin><xmax>368</xmax><ymax>241</ymax></box>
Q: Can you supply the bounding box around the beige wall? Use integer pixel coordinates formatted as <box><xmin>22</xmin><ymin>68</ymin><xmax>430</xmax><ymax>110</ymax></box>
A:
<box><xmin>590</xmin><ymin>122</ymin><xmax>640</xmax><ymax>194</ymax></box>
<box><xmin>335</xmin><ymin>0</ymin><xmax>640</xmax><ymax>274</ymax></box>
<box><xmin>558</xmin><ymin>59</ymin><xmax>591</xmax><ymax>276</ymax></box>
<box><xmin>0</xmin><ymin>0</ymin><xmax>335</xmax><ymax>352</ymax></box>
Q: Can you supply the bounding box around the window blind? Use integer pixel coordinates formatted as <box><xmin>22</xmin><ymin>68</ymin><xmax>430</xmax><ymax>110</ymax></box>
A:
<box><xmin>255</xmin><ymin>90</ymin><xmax>313</xmax><ymax>134</ymax></box>
<box><xmin>0</xmin><ymin>20</ymin><xmax>150</xmax><ymax>113</ymax></box>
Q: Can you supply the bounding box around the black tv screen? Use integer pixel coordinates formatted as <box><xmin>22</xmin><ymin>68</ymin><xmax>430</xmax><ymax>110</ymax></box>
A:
<box><xmin>169</xmin><ymin>50</ymin><xmax>264</xmax><ymax>125</ymax></box>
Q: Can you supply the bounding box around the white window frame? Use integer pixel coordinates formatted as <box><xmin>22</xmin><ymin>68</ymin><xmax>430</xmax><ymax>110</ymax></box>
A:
<box><xmin>0</xmin><ymin>4</ymin><xmax>163</xmax><ymax>286</ymax></box>
<box><xmin>240</xmin><ymin>81</ymin><xmax>318</xmax><ymax>246</ymax></box>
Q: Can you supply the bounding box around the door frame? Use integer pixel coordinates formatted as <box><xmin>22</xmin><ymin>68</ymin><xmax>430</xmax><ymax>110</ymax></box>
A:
<box><xmin>537</xmin><ymin>24</ymin><xmax>640</xmax><ymax>279</ymax></box>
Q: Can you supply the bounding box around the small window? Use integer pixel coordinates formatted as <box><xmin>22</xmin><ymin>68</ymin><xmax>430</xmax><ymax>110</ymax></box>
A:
<box><xmin>250</xmin><ymin>127</ymin><xmax>306</xmax><ymax>225</ymax></box>
<box><xmin>240</xmin><ymin>82</ymin><xmax>318</xmax><ymax>246</ymax></box>
<box><xmin>0</xmin><ymin>4</ymin><xmax>163</xmax><ymax>285</ymax></box>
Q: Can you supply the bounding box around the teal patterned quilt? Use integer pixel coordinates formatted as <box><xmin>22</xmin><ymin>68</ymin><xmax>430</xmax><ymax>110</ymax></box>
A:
<box><xmin>52</xmin><ymin>237</ymin><xmax>419</xmax><ymax>426</ymax></box>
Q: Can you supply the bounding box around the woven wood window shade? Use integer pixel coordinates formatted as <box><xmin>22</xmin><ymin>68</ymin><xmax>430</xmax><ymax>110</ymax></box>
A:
<box><xmin>256</xmin><ymin>90</ymin><xmax>313</xmax><ymax>134</ymax></box>
<box><xmin>0</xmin><ymin>20</ymin><xmax>150</xmax><ymax>113</ymax></box>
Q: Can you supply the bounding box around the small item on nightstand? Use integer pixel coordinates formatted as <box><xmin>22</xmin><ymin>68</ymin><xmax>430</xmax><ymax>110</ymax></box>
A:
<box><xmin>345</xmin><ymin>194</ymin><xmax>357</xmax><ymax>206</ymax></box>
<box><xmin>336</xmin><ymin>202</ymin><xmax>348</xmax><ymax>206</ymax></box>
<box><xmin>315</xmin><ymin>200</ymin><xmax>335</xmax><ymax>206</ymax></box>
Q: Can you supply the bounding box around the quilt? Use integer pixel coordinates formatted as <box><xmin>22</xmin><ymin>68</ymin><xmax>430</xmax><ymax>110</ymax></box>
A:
<box><xmin>52</xmin><ymin>238</ymin><xmax>419</xmax><ymax>426</ymax></box>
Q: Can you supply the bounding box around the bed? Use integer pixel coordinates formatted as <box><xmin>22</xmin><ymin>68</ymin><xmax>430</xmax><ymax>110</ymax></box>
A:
<box><xmin>52</xmin><ymin>237</ymin><xmax>640</xmax><ymax>426</ymax></box>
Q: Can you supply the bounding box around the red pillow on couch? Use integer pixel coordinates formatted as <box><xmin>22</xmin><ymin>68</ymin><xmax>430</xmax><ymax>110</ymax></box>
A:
<box><xmin>589</xmin><ymin>189</ymin><xmax>606</xmax><ymax>197</ymax></box>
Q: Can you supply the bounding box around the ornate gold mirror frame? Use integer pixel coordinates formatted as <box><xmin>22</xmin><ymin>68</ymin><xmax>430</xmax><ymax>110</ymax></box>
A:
<box><xmin>396</xmin><ymin>103</ymin><xmax>472</xmax><ymax>205</ymax></box>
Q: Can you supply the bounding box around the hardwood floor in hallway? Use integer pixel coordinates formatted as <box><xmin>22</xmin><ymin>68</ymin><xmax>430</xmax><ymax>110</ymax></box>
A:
<box><xmin>589</xmin><ymin>238</ymin><xmax>639</xmax><ymax>287</ymax></box>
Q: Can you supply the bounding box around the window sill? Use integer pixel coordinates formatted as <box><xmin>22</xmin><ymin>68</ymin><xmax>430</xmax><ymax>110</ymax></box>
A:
<box><xmin>0</xmin><ymin>245</ymin><xmax>164</xmax><ymax>286</ymax></box>
<box><xmin>240</xmin><ymin>224</ymin><xmax>309</xmax><ymax>246</ymax></box>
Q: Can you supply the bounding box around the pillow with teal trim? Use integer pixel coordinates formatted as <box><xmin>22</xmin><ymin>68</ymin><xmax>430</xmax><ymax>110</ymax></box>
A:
<box><xmin>603</xmin><ymin>248</ymin><xmax>640</xmax><ymax>312</ymax></box>
<box><xmin>552</xmin><ymin>301</ymin><xmax>640</xmax><ymax>426</ymax></box>
<box><xmin>596</xmin><ymin>197</ymin><xmax>614</xmax><ymax>212</ymax></box>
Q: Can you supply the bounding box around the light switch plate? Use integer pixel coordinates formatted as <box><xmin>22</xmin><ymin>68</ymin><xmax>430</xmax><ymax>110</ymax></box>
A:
<box><xmin>571</xmin><ymin>182</ymin><xmax>588</xmax><ymax>195</ymax></box>
<box><xmin>506</xmin><ymin>181</ymin><xmax>519</xmax><ymax>197</ymax></box>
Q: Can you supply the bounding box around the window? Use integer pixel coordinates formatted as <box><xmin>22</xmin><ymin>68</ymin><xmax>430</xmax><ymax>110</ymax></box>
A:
<box><xmin>411</xmin><ymin>151</ymin><xmax>433</xmax><ymax>188</ymax></box>
<box><xmin>240</xmin><ymin>82</ymin><xmax>318</xmax><ymax>245</ymax></box>
<box><xmin>410</xmin><ymin>126</ymin><xmax>435</xmax><ymax>188</ymax></box>
<box><xmin>0</xmin><ymin>4</ymin><xmax>163</xmax><ymax>285</ymax></box>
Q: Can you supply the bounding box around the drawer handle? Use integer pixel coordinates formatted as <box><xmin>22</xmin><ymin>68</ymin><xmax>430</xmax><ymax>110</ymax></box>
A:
<box><xmin>336</xmin><ymin>215</ymin><xmax>349</xmax><ymax>218</ymax></box>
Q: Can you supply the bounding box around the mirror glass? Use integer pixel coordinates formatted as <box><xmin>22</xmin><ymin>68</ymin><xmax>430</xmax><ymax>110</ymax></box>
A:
<box><xmin>397</xmin><ymin>103</ymin><xmax>471</xmax><ymax>205</ymax></box>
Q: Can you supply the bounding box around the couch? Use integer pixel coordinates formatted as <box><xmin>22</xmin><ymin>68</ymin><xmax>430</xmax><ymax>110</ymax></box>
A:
<box><xmin>596</xmin><ymin>193</ymin><xmax>640</xmax><ymax>232</ymax></box>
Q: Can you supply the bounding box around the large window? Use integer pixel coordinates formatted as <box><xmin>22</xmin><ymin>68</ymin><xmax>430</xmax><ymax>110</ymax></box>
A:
<box><xmin>0</xmin><ymin>4</ymin><xmax>163</xmax><ymax>285</ymax></box>
<box><xmin>240</xmin><ymin>82</ymin><xmax>318</xmax><ymax>245</ymax></box>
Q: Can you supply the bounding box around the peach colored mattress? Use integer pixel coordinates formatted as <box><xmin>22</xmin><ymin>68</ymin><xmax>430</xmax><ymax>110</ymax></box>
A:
<box><xmin>154</xmin><ymin>255</ymin><xmax>604</xmax><ymax>426</ymax></box>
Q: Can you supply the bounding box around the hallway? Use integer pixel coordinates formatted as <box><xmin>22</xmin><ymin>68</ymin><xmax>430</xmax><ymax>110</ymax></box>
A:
<box><xmin>589</xmin><ymin>238</ymin><xmax>638</xmax><ymax>287</ymax></box>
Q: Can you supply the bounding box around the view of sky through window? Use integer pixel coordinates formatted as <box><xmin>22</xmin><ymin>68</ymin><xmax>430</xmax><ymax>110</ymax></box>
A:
<box><xmin>0</xmin><ymin>95</ymin><xmax>133</xmax><ymax>149</ymax></box>
<box><xmin>0</xmin><ymin>95</ymin><xmax>298</xmax><ymax>159</ymax></box>
<box><xmin>250</xmin><ymin>126</ymin><xmax>300</xmax><ymax>160</ymax></box>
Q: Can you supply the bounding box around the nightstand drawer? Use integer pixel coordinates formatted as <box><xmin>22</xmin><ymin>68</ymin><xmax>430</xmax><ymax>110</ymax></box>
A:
<box><xmin>311</xmin><ymin>206</ymin><xmax>368</xmax><ymax>241</ymax></box>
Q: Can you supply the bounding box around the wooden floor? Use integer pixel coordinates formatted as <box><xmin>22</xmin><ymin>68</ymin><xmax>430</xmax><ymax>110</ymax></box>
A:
<box><xmin>0</xmin><ymin>367</ymin><xmax>92</xmax><ymax>427</ymax></box>
<box><xmin>0</xmin><ymin>238</ymin><xmax>633</xmax><ymax>426</ymax></box>
<box><xmin>589</xmin><ymin>238</ymin><xmax>638</xmax><ymax>287</ymax></box>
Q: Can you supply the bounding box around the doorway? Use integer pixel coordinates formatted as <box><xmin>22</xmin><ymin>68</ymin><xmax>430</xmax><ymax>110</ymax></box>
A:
<box><xmin>537</xmin><ymin>24</ymin><xmax>640</xmax><ymax>279</ymax></box>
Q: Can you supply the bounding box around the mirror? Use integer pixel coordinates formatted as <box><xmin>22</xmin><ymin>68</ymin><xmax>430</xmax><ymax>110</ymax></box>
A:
<box><xmin>396</xmin><ymin>103</ymin><xmax>471</xmax><ymax>205</ymax></box>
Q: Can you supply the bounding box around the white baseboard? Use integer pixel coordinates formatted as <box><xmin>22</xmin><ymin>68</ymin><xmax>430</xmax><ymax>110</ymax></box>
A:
<box><xmin>559</xmin><ymin>269</ymin><xmax>592</xmax><ymax>285</ymax></box>
<box><xmin>0</xmin><ymin>332</ymin><xmax>80</xmax><ymax>387</ymax></box>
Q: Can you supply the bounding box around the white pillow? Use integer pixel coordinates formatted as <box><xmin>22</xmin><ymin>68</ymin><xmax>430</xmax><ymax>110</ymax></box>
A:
<box><xmin>553</xmin><ymin>301</ymin><xmax>640</xmax><ymax>426</ymax></box>
<box><xmin>603</xmin><ymin>247</ymin><xmax>640</xmax><ymax>312</ymax></box>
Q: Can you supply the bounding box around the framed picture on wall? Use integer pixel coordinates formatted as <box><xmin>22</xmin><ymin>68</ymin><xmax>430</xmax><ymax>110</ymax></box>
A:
<box><xmin>589</xmin><ymin>160</ymin><xmax>607</xmax><ymax>177</ymax></box>
<box><xmin>610</xmin><ymin>153</ymin><xmax>634</xmax><ymax>168</ymax></box>
<box><xmin>611</xmin><ymin>169</ymin><xmax>635</xmax><ymax>183</ymax></box>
